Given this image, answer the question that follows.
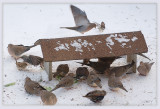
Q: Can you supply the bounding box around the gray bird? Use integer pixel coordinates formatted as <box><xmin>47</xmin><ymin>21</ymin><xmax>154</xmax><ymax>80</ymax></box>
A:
<box><xmin>40</xmin><ymin>90</ymin><xmax>57</xmax><ymax>105</ymax></box>
<box><xmin>50</xmin><ymin>73</ymin><xmax>75</xmax><ymax>92</ymax></box>
<box><xmin>24</xmin><ymin>77</ymin><xmax>46</xmax><ymax>96</ymax></box>
<box><xmin>53</xmin><ymin>64</ymin><xmax>69</xmax><ymax>78</ymax></box>
<box><xmin>87</xmin><ymin>72</ymin><xmax>102</xmax><ymax>88</ymax></box>
<box><xmin>137</xmin><ymin>61</ymin><xmax>154</xmax><ymax>76</ymax></box>
<box><xmin>83</xmin><ymin>90</ymin><xmax>107</xmax><ymax>103</ymax></box>
<box><xmin>75</xmin><ymin>67</ymin><xmax>89</xmax><ymax>80</ymax></box>
<box><xmin>60</xmin><ymin>5</ymin><xmax>97</xmax><ymax>34</ymax></box>
<box><xmin>7</xmin><ymin>44</ymin><xmax>35</xmax><ymax>60</ymax></box>
<box><xmin>20</xmin><ymin>55</ymin><xmax>44</xmax><ymax>68</ymax></box>
<box><xmin>108</xmin><ymin>73</ymin><xmax>128</xmax><ymax>92</ymax></box>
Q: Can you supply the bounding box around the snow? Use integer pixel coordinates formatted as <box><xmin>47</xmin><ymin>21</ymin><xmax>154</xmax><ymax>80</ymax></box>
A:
<box><xmin>2</xmin><ymin>4</ymin><xmax>156</xmax><ymax>106</ymax></box>
<box><xmin>131</xmin><ymin>36</ymin><xmax>138</xmax><ymax>42</ymax></box>
<box><xmin>114</xmin><ymin>34</ymin><xmax>130</xmax><ymax>43</ymax></box>
<box><xmin>70</xmin><ymin>40</ymin><xmax>83</xmax><ymax>52</ymax></box>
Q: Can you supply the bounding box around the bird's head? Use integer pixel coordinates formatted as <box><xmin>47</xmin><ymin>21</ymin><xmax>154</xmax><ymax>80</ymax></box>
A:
<box><xmin>25</xmin><ymin>77</ymin><xmax>31</xmax><ymax>81</ymax></box>
<box><xmin>7</xmin><ymin>44</ymin><xmax>13</xmax><ymax>48</ymax></box>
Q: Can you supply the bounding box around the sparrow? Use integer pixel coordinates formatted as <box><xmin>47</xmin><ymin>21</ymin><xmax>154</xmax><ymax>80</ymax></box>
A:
<box><xmin>50</xmin><ymin>73</ymin><xmax>75</xmax><ymax>92</ymax></box>
<box><xmin>137</xmin><ymin>61</ymin><xmax>154</xmax><ymax>76</ymax></box>
<box><xmin>7</xmin><ymin>44</ymin><xmax>35</xmax><ymax>60</ymax></box>
<box><xmin>87</xmin><ymin>72</ymin><xmax>102</xmax><ymax>88</ymax></box>
<box><xmin>53</xmin><ymin>64</ymin><xmax>69</xmax><ymax>78</ymax></box>
<box><xmin>108</xmin><ymin>73</ymin><xmax>128</xmax><ymax>92</ymax></box>
<box><xmin>96</xmin><ymin>21</ymin><xmax>105</xmax><ymax>32</ymax></box>
<box><xmin>75</xmin><ymin>67</ymin><xmax>89</xmax><ymax>80</ymax></box>
<box><xmin>20</xmin><ymin>55</ymin><xmax>44</xmax><ymax>68</ymax></box>
<box><xmin>24</xmin><ymin>77</ymin><xmax>46</xmax><ymax>96</ymax></box>
<box><xmin>40</xmin><ymin>90</ymin><xmax>57</xmax><ymax>105</ymax></box>
<box><xmin>16</xmin><ymin>60</ymin><xmax>28</xmax><ymax>70</ymax></box>
<box><xmin>83</xmin><ymin>90</ymin><xmax>107</xmax><ymax>103</ymax></box>
<box><xmin>60</xmin><ymin>5</ymin><xmax>97</xmax><ymax>34</ymax></box>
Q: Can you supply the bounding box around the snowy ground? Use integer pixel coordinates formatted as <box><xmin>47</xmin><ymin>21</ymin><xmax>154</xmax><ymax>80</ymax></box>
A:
<box><xmin>2</xmin><ymin>4</ymin><xmax>157</xmax><ymax>106</ymax></box>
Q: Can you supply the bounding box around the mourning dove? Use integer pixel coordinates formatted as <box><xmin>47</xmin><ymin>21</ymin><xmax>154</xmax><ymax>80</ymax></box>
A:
<box><xmin>83</xmin><ymin>90</ymin><xmax>106</xmax><ymax>103</ymax></box>
<box><xmin>108</xmin><ymin>73</ymin><xmax>128</xmax><ymax>92</ymax></box>
<box><xmin>24</xmin><ymin>77</ymin><xmax>46</xmax><ymax>96</ymax></box>
<box><xmin>60</xmin><ymin>5</ymin><xmax>97</xmax><ymax>34</ymax></box>
<box><xmin>16</xmin><ymin>60</ymin><xmax>28</xmax><ymax>70</ymax></box>
<box><xmin>50</xmin><ymin>73</ymin><xmax>75</xmax><ymax>92</ymax></box>
<box><xmin>87</xmin><ymin>72</ymin><xmax>102</xmax><ymax>88</ymax></box>
<box><xmin>7</xmin><ymin>44</ymin><xmax>35</xmax><ymax>60</ymax></box>
<box><xmin>53</xmin><ymin>64</ymin><xmax>69</xmax><ymax>78</ymax></box>
<box><xmin>40</xmin><ymin>90</ymin><xmax>57</xmax><ymax>105</ymax></box>
<box><xmin>137</xmin><ymin>61</ymin><xmax>154</xmax><ymax>76</ymax></box>
<box><xmin>75</xmin><ymin>67</ymin><xmax>89</xmax><ymax>80</ymax></box>
<box><xmin>20</xmin><ymin>55</ymin><xmax>44</xmax><ymax>68</ymax></box>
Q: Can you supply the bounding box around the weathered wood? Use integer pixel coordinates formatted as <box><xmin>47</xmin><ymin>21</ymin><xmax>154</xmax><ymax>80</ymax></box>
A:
<box><xmin>44</xmin><ymin>62</ymin><xmax>52</xmax><ymax>81</ymax></box>
<box><xmin>127</xmin><ymin>54</ymin><xmax>137</xmax><ymax>73</ymax></box>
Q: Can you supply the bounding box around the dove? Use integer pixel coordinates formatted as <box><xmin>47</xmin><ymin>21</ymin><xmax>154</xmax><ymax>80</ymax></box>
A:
<box><xmin>137</xmin><ymin>61</ymin><xmax>154</xmax><ymax>76</ymax></box>
<box><xmin>24</xmin><ymin>77</ymin><xmax>46</xmax><ymax>96</ymax></box>
<box><xmin>108</xmin><ymin>73</ymin><xmax>128</xmax><ymax>92</ymax></box>
<box><xmin>83</xmin><ymin>90</ymin><xmax>106</xmax><ymax>103</ymax></box>
<box><xmin>75</xmin><ymin>67</ymin><xmax>89</xmax><ymax>80</ymax></box>
<box><xmin>60</xmin><ymin>5</ymin><xmax>97</xmax><ymax>34</ymax></box>
<box><xmin>87</xmin><ymin>72</ymin><xmax>102</xmax><ymax>88</ymax></box>
<box><xmin>40</xmin><ymin>90</ymin><xmax>57</xmax><ymax>105</ymax></box>
<box><xmin>50</xmin><ymin>73</ymin><xmax>75</xmax><ymax>92</ymax></box>
<box><xmin>7</xmin><ymin>44</ymin><xmax>35</xmax><ymax>60</ymax></box>
<box><xmin>20</xmin><ymin>55</ymin><xmax>44</xmax><ymax>68</ymax></box>
<box><xmin>16</xmin><ymin>60</ymin><xmax>28</xmax><ymax>70</ymax></box>
<box><xmin>53</xmin><ymin>64</ymin><xmax>69</xmax><ymax>78</ymax></box>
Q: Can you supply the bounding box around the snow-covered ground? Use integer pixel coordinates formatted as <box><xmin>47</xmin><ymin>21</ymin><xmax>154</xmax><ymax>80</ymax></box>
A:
<box><xmin>2</xmin><ymin>4</ymin><xmax>157</xmax><ymax>105</ymax></box>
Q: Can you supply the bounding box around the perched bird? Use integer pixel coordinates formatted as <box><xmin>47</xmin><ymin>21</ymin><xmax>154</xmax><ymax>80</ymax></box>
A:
<box><xmin>24</xmin><ymin>77</ymin><xmax>46</xmax><ymax>96</ymax></box>
<box><xmin>16</xmin><ymin>60</ymin><xmax>28</xmax><ymax>70</ymax></box>
<box><xmin>108</xmin><ymin>60</ymin><xmax>135</xmax><ymax>77</ymax></box>
<box><xmin>96</xmin><ymin>21</ymin><xmax>105</xmax><ymax>32</ymax></box>
<box><xmin>20</xmin><ymin>55</ymin><xmax>44</xmax><ymax>68</ymax></box>
<box><xmin>83</xmin><ymin>90</ymin><xmax>106</xmax><ymax>103</ymax></box>
<box><xmin>53</xmin><ymin>64</ymin><xmax>69</xmax><ymax>78</ymax></box>
<box><xmin>137</xmin><ymin>61</ymin><xmax>154</xmax><ymax>76</ymax></box>
<box><xmin>50</xmin><ymin>73</ymin><xmax>75</xmax><ymax>92</ymax></box>
<box><xmin>7</xmin><ymin>44</ymin><xmax>35</xmax><ymax>60</ymax></box>
<box><xmin>60</xmin><ymin>5</ymin><xmax>97</xmax><ymax>34</ymax></box>
<box><xmin>40</xmin><ymin>90</ymin><xmax>57</xmax><ymax>105</ymax></box>
<box><xmin>75</xmin><ymin>67</ymin><xmax>89</xmax><ymax>80</ymax></box>
<box><xmin>77</xmin><ymin>61</ymin><xmax>110</xmax><ymax>74</ymax></box>
<box><xmin>87</xmin><ymin>72</ymin><xmax>102</xmax><ymax>88</ymax></box>
<box><xmin>98</xmin><ymin>56</ymin><xmax>121</xmax><ymax>65</ymax></box>
<box><xmin>108</xmin><ymin>73</ymin><xmax>128</xmax><ymax>92</ymax></box>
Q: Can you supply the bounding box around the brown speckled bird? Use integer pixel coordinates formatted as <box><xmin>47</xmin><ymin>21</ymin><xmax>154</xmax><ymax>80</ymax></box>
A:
<box><xmin>75</xmin><ymin>67</ymin><xmax>89</xmax><ymax>80</ymax></box>
<box><xmin>108</xmin><ymin>73</ymin><xmax>128</xmax><ymax>92</ymax></box>
<box><xmin>24</xmin><ymin>77</ymin><xmax>46</xmax><ymax>96</ymax></box>
<box><xmin>16</xmin><ymin>60</ymin><xmax>28</xmax><ymax>70</ymax></box>
<box><xmin>137</xmin><ymin>61</ymin><xmax>154</xmax><ymax>76</ymax></box>
<box><xmin>50</xmin><ymin>73</ymin><xmax>75</xmax><ymax>92</ymax></box>
<box><xmin>53</xmin><ymin>64</ymin><xmax>69</xmax><ymax>78</ymax></box>
<box><xmin>7</xmin><ymin>44</ymin><xmax>35</xmax><ymax>60</ymax></box>
<box><xmin>60</xmin><ymin>5</ymin><xmax>97</xmax><ymax>34</ymax></box>
<box><xmin>40</xmin><ymin>90</ymin><xmax>57</xmax><ymax>105</ymax></box>
<box><xmin>87</xmin><ymin>72</ymin><xmax>102</xmax><ymax>88</ymax></box>
<box><xmin>20</xmin><ymin>55</ymin><xmax>44</xmax><ymax>68</ymax></box>
<box><xmin>83</xmin><ymin>90</ymin><xmax>107</xmax><ymax>103</ymax></box>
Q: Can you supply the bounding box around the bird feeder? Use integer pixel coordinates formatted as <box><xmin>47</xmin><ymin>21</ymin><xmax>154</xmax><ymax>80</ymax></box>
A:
<box><xmin>36</xmin><ymin>31</ymin><xmax>148</xmax><ymax>81</ymax></box>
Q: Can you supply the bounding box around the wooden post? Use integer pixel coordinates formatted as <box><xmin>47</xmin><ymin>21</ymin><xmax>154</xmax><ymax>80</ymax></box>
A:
<box><xmin>44</xmin><ymin>62</ymin><xmax>52</xmax><ymax>81</ymax></box>
<box><xmin>127</xmin><ymin>54</ymin><xmax>137</xmax><ymax>73</ymax></box>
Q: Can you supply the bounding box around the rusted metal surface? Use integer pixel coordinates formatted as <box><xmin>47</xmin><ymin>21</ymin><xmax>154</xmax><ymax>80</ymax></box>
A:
<box><xmin>38</xmin><ymin>31</ymin><xmax>148</xmax><ymax>62</ymax></box>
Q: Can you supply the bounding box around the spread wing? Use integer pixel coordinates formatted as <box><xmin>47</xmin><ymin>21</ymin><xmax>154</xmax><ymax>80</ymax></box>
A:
<box><xmin>70</xmin><ymin>5</ymin><xmax>90</xmax><ymax>26</ymax></box>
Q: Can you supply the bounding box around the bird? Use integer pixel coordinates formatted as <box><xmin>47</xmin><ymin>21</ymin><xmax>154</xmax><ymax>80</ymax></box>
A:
<box><xmin>108</xmin><ymin>73</ymin><xmax>128</xmax><ymax>92</ymax></box>
<box><xmin>24</xmin><ymin>77</ymin><xmax>46</xmax><ymax>96</ymax></box>
<box><xmin>87</xmin><ymin>72</ymin><xmax>102</xmax><ymax>88</ymax></box>
<box><xmin>137</xmin><ymin>61</ymin><xmax>154</xmax><ymax>76</ymax></box>
<box><xmin>40</xmin><ymin>90</ymin><xmax>57</xmax><ymax>105</ymax></box>
<box><xmin>20</xmin><ymin>55</ymin><xmax>44</xmax><ymax>68</ymax></box>
<box><xmin>50</xmin><ymin>73</ymin><xmax>75</xmax><ymax>92</ymax></box>
<box><xmin>98</xmin><ymin>56</ymin><xmax>121</xmax><ymax>65</ymax></box>
<box><xmin>82</xmin><ymin>59</ymin><xmax>90</xmax><ymax>66</ymax></box>
<box><xmin>16</xmin><ymin>60</ymin><xmax>28</xmax><ymax>70</ymax></box>
<box><xmin>96</xmin><ymin>21</ymin><xmax>105</xmax><ymax>32</ymax></box>
<box><xmin>7</xmin><ymin>44</ymin><xmax>35</xmax><ymax>60</ymax></box>
<box><xmin>60</xmin><ymin>5</ymin><xmax>97</xmax><ymax>34</ymax></box>
<box><xmin>53</xmin><ymin>64</ymin><xmax>69</xmax><ymax>78</ymax></box>
<box><xmin>108</xmin><ymin>60</ymin><xmax>135</xmax><ymax>77</ymax></box>
<box><xmin>75</xmin><ymin>67</ymin><xmax>89</xmax><ymax>80</ymax></box>
<box><xmin>83</xmin><ymin>90</ymin><xmax>107</xmax><ymax>103</ymax></box>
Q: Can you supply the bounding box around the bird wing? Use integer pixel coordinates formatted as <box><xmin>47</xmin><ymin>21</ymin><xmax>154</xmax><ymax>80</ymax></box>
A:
<box><xmin>70</xmin><ymin>5</ymin><xmax>90</xmax><ymax>26</ymax></box>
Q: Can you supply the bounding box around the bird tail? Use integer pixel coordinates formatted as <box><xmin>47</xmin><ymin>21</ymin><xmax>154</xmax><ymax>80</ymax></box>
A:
<box><xmin>138</xmin><ymin>53</ymin><xmax>151</xmax><ymax>61</ymax></box>
<box><xmin>60</xmin><ymin>26</ymin><xmax>82</xmax><ymax>30</ymax></box>
<box><xmin>120</xmin><ymin>86</ymin><xmax>128</xmax><ymax>92</ymax></box>
<box><xmin>76</xmin><ymin>62</ymin><xmax>90</xmax><ymax>66</ymax></box>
